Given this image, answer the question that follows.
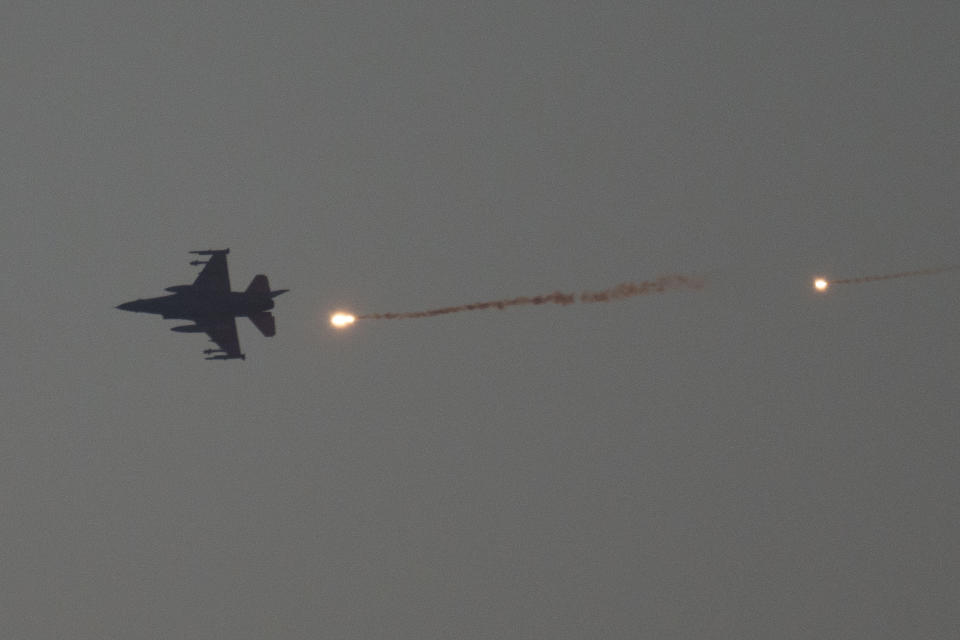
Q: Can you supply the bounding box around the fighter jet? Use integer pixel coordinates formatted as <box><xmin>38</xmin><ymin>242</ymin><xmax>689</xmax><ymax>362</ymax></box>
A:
<box><xmin>116</xmin><ymin>249</ymin><xmax>288</xmax><ymax>360</ymax></box>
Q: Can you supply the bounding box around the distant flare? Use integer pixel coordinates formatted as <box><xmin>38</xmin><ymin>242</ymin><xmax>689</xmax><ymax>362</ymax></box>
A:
<box><xmin>814</xmin><ymin>278</ymin><xmax>829</xmax><ymax>292</ymax></box>
<box><xmin>330</xmin><ymin>312</ymin><xmax>356</xmax><ymax>328</ymax></box>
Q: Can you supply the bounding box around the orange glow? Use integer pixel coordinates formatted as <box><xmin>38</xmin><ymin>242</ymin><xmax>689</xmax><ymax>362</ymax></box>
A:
<box><xmin>814</xmin><ymin>278</ymin><xmax>829</xmax><ymax>292</ymax></box>
<box><xmin>330</xmin><ymin>312</ymin><xmax>356</xmax><ymax>328</ymax></box>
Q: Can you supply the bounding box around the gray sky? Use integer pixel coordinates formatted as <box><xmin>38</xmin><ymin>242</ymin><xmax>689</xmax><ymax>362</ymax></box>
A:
<box><xmin>3</xmin><ymin>3</ymin><xmax>959</xmax><ymax>638</ymax></box>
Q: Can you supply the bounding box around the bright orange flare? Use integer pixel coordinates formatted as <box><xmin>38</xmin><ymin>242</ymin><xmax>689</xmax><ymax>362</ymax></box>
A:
<box><xmin>330</xmin><ymin>312</ymin><xmax>356</xmax><ymax>328</ymax></box>
<box><xmin>814</xmin><ymin>278</ymin><xmax>829</xmax><ymax>291</ymax></box>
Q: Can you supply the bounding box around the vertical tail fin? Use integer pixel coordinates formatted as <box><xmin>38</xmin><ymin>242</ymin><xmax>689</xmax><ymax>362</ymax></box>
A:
<box><xmin>246</xmin><ymin>275</ymin><xmax>270</xmax><ymax>295</ymax></box>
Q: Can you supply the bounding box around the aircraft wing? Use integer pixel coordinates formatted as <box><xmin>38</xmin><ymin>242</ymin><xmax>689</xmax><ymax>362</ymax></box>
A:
<box><xmin>204</xmin><ymin>315</ymin><xmax>243</xmax><ymax>359</ymax></box>
<box><xmin>192</xmin><ymin>251</ymin><xmax>231</xmax><ymax>292</ymax></box>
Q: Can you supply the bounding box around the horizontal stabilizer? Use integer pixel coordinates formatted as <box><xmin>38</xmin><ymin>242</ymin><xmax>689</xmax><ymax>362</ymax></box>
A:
<box><xmin>248</xmin><ymin>311</ymin><xmax>276</xmax><ymax>337</ymax></box>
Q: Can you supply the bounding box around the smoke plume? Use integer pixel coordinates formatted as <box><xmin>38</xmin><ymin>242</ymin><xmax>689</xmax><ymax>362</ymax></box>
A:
<box><xmin>358</xmin><ymin>275</ymin><xmax>703</xmax><ymax>320</ymax></box>
<box><xmin>830</xmin><ymin>265</ymin><xmax>960</xmax><ymax>286</ymax></box>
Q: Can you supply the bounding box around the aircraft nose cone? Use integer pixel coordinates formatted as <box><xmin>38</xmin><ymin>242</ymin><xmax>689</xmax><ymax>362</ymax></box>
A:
<box><xmin>116</xmin><ymin>300</ymin><xmax>137</xmax><ymax>311</ymax></box>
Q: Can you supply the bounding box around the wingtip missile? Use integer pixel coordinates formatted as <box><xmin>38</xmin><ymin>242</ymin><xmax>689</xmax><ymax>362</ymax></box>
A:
<box><xmin>190</xmin><ymin>260</ymin><xmax>208</xmax><ymax>266</ymax></box>
<box><xmin>205</xmin><ymin>353</ymin><xmax>245</xmax><ymax>361</ymax></box>
<box><xmin>189</xmin><ymin>248</ymin><xmax>230</xmax><ymax>256</ymax></box>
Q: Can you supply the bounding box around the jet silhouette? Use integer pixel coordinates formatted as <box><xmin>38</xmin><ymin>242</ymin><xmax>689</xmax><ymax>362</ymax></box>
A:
<box><xmin>117</xmin><ymin>249</ymin><xmax>288</xmax><ymax>360</ymax></box>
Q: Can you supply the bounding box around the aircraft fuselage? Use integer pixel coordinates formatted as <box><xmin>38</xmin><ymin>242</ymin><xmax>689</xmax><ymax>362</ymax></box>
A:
<box><xmin>117</xmin><ymin>290</ymin><xmax>275</xmax><ymax>320</ymax></box>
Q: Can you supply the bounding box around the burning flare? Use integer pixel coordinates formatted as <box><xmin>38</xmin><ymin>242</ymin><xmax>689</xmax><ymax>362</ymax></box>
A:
<box><xmin>330</xmin><ymin>312</ymin><xmax>356</xmax><ymax>328</ymax></box>
<box><xmin>813</xmin><ymin>265</ymin><xmax>959</xmax><ymax>292</ymax></box>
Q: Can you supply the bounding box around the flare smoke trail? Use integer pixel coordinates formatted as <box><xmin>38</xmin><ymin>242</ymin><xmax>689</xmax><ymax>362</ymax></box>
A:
<box><xmin>827</xmin><ymin>265</ymin><xmax>960</xmax><ymax>286</ymax></box>
<box><xmin>357</xmin><ymin>275</ymin><xmax>703</xmax><ymax>320</ymax></box>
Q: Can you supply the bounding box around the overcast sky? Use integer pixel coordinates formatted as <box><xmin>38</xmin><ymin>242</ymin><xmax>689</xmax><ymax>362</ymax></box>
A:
<box><xmin>3</xmin><ymin>3</ymin><xmax>959</xmax><ymax>638</ymax></box>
